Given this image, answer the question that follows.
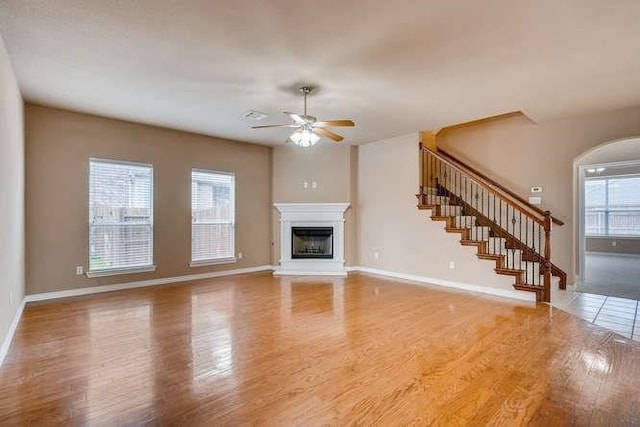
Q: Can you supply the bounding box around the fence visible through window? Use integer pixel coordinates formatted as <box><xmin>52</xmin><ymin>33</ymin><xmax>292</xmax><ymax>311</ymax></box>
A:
<box><xmin>585</xmin><ymin>175</ymin><xmax>640</xmax><ymax>236</ymax></box>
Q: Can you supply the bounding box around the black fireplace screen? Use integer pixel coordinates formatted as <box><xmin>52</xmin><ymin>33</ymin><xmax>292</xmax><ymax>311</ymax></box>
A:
<box><xmin>291</xmin><ymin>227</ymin><xmax>333</xmax><ymax>259</ymax></box>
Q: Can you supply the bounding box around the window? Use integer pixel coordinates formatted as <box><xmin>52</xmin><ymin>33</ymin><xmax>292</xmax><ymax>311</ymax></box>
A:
<box><xmin>585</xmin><ymin>175</ymin><xmax>640</xmax><ymax>236</ymax></box>
<box><xmin>89</xmin><ymin>159</ymin><xmax>154</xmax><ymax>274</ymax></box>
<box><xmin>191</xmin><ymin>169</ymin><xmax>235</xmax><ymax>264</ymax></box>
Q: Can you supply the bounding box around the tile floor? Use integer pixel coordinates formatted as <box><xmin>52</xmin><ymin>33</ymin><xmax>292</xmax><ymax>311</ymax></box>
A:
<box><xmin>577</xmin><ymin>252</ymin><xmax>640</xmax><ymax>300</ymax></box>
<box><xmin>559</xmin><ymin>292</ymin><xmax>640</xmax><ymax>341</ymax></box>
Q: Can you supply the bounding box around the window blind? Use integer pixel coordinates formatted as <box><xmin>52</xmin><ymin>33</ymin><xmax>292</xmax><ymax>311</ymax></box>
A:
<box><xmin>585</xmin><ymin>175</ymin><xmax>640</xmax><ymax>236</ymax></box>
<box><xmin>191</xmin><ymin>170</ymin><xmax>235</xmax><ymax>262</ymax></box>
<box><xmin>89</xmin><ymin>159</ymin><xmax>153</xmax><ymax>272</ymax></box>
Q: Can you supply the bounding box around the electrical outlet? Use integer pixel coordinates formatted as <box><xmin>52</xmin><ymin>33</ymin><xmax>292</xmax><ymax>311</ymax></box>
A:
<box><xmin>237</xmin><ymin>252</ymin><xmax>243</xmax><ymax>259</ymax></box>
<box><xmin>76</xmin><ymin>266</ymin><xmax>83</xmax><ymax>275</ymax></box>
<box><xmin>311</xmin><ymin>181</ymin><xmax>318</xmax><ymax>189</ymax></box>
<box><xmin>449</xmin><ymin>261</ymin><xmax>455</xmax><ymax>269</ymax></box>
<box><xmin>612</xmin><ymin>241</ymin><xmax>617</xmax><ymax>247</ymax></box>
<box><xmin>373</xmin><ymin>251</ymin><xmax>380</xmax><ymax>260</ymax></box>
<box><xmin>303</xmin><ymin>181</ymin><xmax>309</xmax><ymax>189</ymax></box>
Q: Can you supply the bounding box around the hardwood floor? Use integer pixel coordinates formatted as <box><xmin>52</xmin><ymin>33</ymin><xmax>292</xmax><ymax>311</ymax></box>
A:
<box><xmin>2</xmin><ymin>272</ymin><xmax>640</xmax><ymax>425</ymax></box>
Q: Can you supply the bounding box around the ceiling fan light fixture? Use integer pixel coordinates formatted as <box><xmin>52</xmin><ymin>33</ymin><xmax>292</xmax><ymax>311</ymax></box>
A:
<box><xmin>290</xmin><ymin>129</ymin><xmax>320</xmax><ymax>147</ymax></box>
<box><xmin>252</xmin><ymin>85</ymin><xmax>354</xmax><ymax>146</ymax></box>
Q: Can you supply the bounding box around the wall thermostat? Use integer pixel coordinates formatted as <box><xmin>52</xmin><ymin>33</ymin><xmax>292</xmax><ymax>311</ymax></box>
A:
<box><xmin>528</xmin><ymin>196</ymin><xmax>542</xmax><ymax>205</ymax></box>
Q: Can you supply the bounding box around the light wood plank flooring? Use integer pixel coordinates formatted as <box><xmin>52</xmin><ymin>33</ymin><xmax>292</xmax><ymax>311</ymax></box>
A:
<box><xmin>1</xmin><ymin>272</ymin><xmax>640</xmax><ymax>425</ymax></box>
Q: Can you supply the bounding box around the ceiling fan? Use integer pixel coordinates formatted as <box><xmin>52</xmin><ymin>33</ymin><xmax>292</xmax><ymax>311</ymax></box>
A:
<box><xmin>252</xmin><ymin>86</ymin><xmax>355</xmax><ymax>147</ymax></box>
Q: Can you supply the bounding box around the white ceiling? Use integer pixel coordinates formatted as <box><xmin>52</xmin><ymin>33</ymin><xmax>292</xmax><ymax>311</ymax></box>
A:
<box><xmin>1</xmin><ymin>0</ymin><xmax>640</xmax><ymax>146</ymax></box>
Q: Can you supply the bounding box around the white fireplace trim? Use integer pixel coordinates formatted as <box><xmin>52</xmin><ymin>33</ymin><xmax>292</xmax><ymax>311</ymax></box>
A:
<box><xmin>273</xmin><ymin>203</ymin><xmax>350</xmax><ymax>276</ymax></box>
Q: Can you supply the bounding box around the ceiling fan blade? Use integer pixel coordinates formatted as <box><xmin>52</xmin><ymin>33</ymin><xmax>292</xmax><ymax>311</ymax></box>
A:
<box><xmin>282</xmin><ymin>111</ymin><xmax>306</xmax><ymax>124</ymax></box>
<box><xmin>252</xmin><ymin>124</ymin><xmax>300</xmax><ymax>129</ymax></box>
<box><xmin>314</xmin><ymin>120</ymin><xmax>355</xmax><ymax>127</ymax></box>
<box><xmin>314</xmin><ymin>127</ymin><xmax>344</xmax><ymax>143</ymax></box>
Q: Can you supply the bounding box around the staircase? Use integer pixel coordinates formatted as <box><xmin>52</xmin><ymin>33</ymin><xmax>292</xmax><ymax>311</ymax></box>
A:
<box><xmin>417</xmin><ymin>144</ymin><xmax>566</xmax><ymax>303</ymax></box>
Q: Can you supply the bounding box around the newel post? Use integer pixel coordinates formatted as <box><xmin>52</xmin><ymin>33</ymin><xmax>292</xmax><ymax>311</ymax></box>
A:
<box><xmin>543</xmin><ymin>211</ymin><xmax>552</xmax><ymax>303</ymax></box>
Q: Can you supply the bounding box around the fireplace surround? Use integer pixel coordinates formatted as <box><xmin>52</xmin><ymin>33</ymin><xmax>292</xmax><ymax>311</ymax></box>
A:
<box><xmin>273</xmin><ymin>203</ymin><xmax>350</xmax><ymax>275</ymax></box>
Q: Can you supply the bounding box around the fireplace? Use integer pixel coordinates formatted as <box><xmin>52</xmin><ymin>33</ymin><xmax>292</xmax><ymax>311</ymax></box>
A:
<box><xmin>273</xmin><ymin>203</ymin><xmax>350</xmax><ymax>275</ymax></box>
<box><xmin>292</xmin><ymin>227</ymin><xmax>333</xmax><ymax>259</ymax></box>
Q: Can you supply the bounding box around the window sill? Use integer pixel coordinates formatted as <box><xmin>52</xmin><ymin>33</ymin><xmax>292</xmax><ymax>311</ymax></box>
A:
<box><xmin>586</xmin><ymin>235</ymin><xmax>640</xmax><ymax>240</ymax></box>
<box><xmin>86</xmin><ymin>265</ymin><xmax>157</xmax><ymax>278</ymax></box>
<box><xmin>189</xmin><ymin>257</ymin><xmax>237</xmax><ymax>268</ymax></box>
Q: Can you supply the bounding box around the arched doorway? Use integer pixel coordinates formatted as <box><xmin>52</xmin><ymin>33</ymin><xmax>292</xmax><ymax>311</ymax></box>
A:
<box><xmin>574</xmin><ymin>137</ymin><xmax>640</xmax><ymax>299</ymax></box>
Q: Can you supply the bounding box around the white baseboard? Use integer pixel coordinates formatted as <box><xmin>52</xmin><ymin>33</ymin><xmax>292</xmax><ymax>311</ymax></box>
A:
<box><xmin>25</xmin><ymin>265</ymin><xmax>274</xmax><ymax>303</ymax></box>
<box><xmin>0</xmin><ymin>298</ymin><xmax>26</xmax><ymax>366</ymax></box>
<box><xmin>351</xmin><ymin>266</ymin><xmax>537</xmax><ymax>302</ymax></box>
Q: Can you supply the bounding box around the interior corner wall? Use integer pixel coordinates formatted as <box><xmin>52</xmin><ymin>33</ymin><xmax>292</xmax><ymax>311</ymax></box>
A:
<box><xmin>25</xmin><ymin>105</ymin><xmax>272</xmax><ymax>295</ymax></box>
<box><xmin>357</xmin><ymin>133</ymin><xmax>515</xmax><ymax>292</ymax></box>
<box><xmin>436</xmin><ymin>107</ymin><xmax>640</xmax><ymax>281</ymax></box>
<box><xmin>271</xmin><ymin>144</ymin><xmax>357</xmax><ymax>266</ymax></box>
<box><xmin>0</xmin><ymin>35</ymin><xmax>25</xmax><ymax>348</ymax></box>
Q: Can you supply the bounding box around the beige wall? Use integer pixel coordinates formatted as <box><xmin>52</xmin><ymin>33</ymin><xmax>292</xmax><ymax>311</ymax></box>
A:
<box><xmin>436</xmin><ymin>108</ymin><xmax>640</xmax><ymax>281</ymax></box>
<box><xmin>25</xmin><ymin>105</ymin><xmax>272</xmax><ymax>294</ymax></box>
<box><xmin>0</xmin><ymin>36</ymin><xmax>25</xmax><ymax>349</ymax></box>
<box><xmin>271</xmin><ymin>144</ymin><xmax>358</xmax><ymax>265</ymax></box>
<box><xmin>357</xmin><ymin>133</ymin><xmax>516</xmax><ymax>293</ymax></box>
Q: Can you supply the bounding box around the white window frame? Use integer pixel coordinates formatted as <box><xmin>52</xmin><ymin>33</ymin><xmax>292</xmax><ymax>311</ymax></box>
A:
<box><xmin>190</xmin><ymin>169</ymin><xmax>236</xmax><ymax>267</ymax></box>
<box><xmin>87</xmin><ymin>158</ymin><xmax>156</xmax><ymax>277</ymax></box>
<box><xmin>585</xmin><ymin>173</ymin><xmax>640</xmax><ymax>238</ymax></box>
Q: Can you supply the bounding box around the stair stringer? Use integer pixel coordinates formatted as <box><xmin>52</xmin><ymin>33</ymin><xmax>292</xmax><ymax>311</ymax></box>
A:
<box><xmin>414</xmin><ymin>202</ymin><xmax>536</xmax><ymax>301</ymax></box>
<box><xmin>418</xmin><ymin>194</ymin><xmax>547</xmax><ymax>302</ymax></box>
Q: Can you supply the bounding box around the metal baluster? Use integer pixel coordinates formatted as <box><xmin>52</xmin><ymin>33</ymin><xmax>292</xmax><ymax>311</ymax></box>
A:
<box><xmin>455</xmin><ymin>166</ymin><xmax>458</xmax><ymax>206</ymax></box>
<box><xmin>520</xmin><ymin>211</ymin><xmax>536</xmax><ymax>285</ymax></box>
<box><xmin>436</xmin><ymin>156</ymin><xmax>440</xmax><ymax>197</ymax></box>
<box><xmin>420</xmin><ymin>145</ymin><xmax>423</xmax><ymax>203</ymax></box>
<box><xmin>493</xmin><ymin>190</ymin><xmax>497</xmax><ymax>225</ymax></box>
<box><xmin>538</xmin><ymin>224</ymin><xmax>542</xmax><ymax>286</ymax></box>
<box><xmin>428</xmin><ymin>152</ymin><xmax>431</xmax><ymax>203</ymax></box>
<box><xmin>464</xmin><ymin>176</ymin><xmax>467</xmax><ymax>217</ymax></box>
<box><xmin>481</xmin><ymin>186</ymin><xmax>485</xmax><ymax>222</ymax></box>
<box><xmin>428</xmin><ymin>152</ymin><xmax>432</xmax><ymax>204</ymax></box>
<box><xmin>499</xmin><ymin>199</ymin><xmax>503</xmax><ymax>258</ymax></box>
<box><xmin>507</xmin><ymin>204</ymin><xmax>524</xmax><ymax>268</ymax></box>
<box><xmin>536</xmin><ymin>222</ymin><xmax>540</xmax><ymax>287</ymax></box>
<box><xmin>537</xmin><ymin>223</ymin><xmax>541</xmax><ymax>287</ymax></box>
<box><xmin>429</xmin><ymin>152</ymin><xmax>434</xmax><ymax>204</ymax></box>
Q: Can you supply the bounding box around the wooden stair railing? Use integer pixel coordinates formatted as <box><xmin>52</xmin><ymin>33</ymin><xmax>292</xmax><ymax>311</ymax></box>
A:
<box><xmin>417</xmin><ymin>143</ymin><xmax>567</xmax><ymax>303</ymax></box>
<box><xmin>436</xmin><ymin>148</ymin><xmax>565</xmax><ymax>226</ymax></box>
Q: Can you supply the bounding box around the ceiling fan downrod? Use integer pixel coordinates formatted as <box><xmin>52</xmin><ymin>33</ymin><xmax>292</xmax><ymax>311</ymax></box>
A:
<box><xmin>300</xmin><ymin>86</ymin><xmax>312</xmax><ymax>117</ymax></box>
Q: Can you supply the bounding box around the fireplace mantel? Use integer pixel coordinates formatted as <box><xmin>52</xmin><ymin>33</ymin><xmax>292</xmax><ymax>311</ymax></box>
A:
<box><xmin>273</xmin><ymin>203</ymin><xmax>350</xmax><ymax>276</ymax></box>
